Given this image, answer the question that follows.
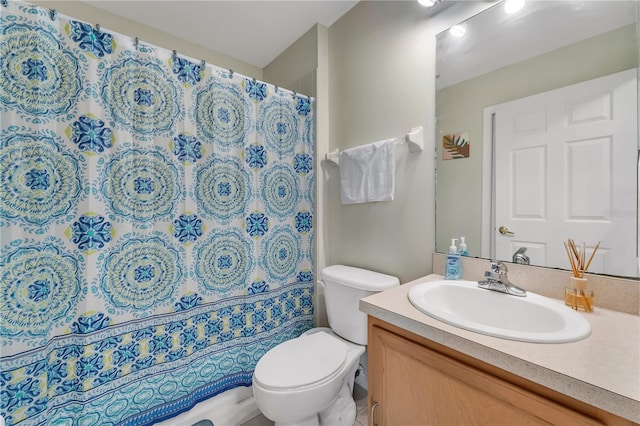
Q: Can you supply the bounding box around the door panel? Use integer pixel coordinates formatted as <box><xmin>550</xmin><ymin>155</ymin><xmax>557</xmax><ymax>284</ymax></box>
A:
<box><xmin>511</xmin><ymin>146</ymin><xmax>547</xmax><ymax>219</ymax></box>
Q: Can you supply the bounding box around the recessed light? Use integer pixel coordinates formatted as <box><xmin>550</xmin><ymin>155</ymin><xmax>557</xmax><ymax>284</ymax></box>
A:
<box><xmin>449</xmin><ymin>24</ymin><xmax>466</xmax><ymax>37</ymax></box>
<box><xmin>418</xmin><ymin>0</ymin><xmax>437</xmax><ymax>7</ymax></box>
<box><xmin>504</xmin><ymin>0</ymin><xmax>525</xmax><ymax>14</ymax></box>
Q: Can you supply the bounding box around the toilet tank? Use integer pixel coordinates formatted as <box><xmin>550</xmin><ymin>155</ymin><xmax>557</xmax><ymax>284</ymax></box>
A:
<box><xmin>321</xmin><ymin>265</ymin><xmax>399</xmax><ymax>345</ymax></box>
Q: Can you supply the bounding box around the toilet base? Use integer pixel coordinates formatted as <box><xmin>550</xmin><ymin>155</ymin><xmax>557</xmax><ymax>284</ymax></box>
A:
<box><xmin>273</xmin><ymin>382</ymin><xmax>356</xmax><ymax>426</ymax></box>
<box><xmin>274</xmin><ymin>414</ymin><xmax>319</xmax><ymax>426</ymax></box>
<box><xmin>319</xmin><ymin>382</ymin><xmax>357</xmax><ymax>426</ymax></box>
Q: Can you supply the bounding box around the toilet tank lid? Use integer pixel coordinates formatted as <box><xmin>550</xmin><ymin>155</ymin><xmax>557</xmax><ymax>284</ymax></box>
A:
<box><xmin>321</xmin><ymin>265</ymin><xmax>400</xmax><ymax>291</ymax></box>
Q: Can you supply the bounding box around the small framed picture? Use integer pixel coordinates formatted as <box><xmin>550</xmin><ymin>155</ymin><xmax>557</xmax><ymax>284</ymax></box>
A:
<box><xmin>443</xmin><ymin>132</ymin><xmax>470</xmax><ymax>160</ymax></box>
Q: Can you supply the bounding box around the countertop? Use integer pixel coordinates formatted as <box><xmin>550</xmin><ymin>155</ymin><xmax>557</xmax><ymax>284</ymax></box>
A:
<box><xmin>359</xmin><ymin>274</ymin><xmax>640</xmax><ymax>423</ymax></box>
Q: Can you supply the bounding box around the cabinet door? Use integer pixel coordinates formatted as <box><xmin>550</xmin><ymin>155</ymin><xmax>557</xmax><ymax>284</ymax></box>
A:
<box><xmin>369</xmin><ymin>325</ymin><xmax>604</xmax><ymax>426</ymax></box>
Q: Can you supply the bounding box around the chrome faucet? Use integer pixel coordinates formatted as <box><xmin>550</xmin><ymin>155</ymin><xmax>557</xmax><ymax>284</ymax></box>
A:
<box><xmin>512</xmin><ymin>247</ymin><xmax>530</xmax><ymax>265</ymax></box>
<box><xmin>478</xmin><ymin>260</ymin><xmax>527</xmax><ymax>297</ymax></box>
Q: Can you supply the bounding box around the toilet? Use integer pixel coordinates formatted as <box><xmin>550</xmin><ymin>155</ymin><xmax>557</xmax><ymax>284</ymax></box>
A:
<box><xmin>252</xmin><ymin>265</ymin><xmax>400</xmax><ymax>426</ymax></box>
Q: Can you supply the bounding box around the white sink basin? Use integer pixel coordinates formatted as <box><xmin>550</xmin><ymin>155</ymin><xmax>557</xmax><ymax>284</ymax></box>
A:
<box><xmin>408</xmin><ymin>280</ymin><xmax>591</xmax><ymax>343</ymax></box>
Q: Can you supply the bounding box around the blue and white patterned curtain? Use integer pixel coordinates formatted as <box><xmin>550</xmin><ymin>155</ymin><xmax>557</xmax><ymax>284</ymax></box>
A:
<box><xmin>0</xmin><ymin>2</ymin><xmax>314</xmax><ymax>424</ymax></box>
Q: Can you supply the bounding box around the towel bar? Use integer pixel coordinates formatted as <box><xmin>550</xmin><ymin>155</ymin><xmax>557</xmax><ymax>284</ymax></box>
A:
<box><xmin>324</xmin><ymin>126</ymin><xmax>423</xmax><ymax>166</ymax></box>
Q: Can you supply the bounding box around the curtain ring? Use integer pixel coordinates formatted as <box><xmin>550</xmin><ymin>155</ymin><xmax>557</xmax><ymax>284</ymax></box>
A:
<box><xmin>134</xmin><ymin>37</ymin><xmax>139</xmax><ymax>50</ymax></box>
<box><xmin>49</xmin><ymin>9</ymin><xmax>57</xmax><ymax>20</ymax></box>
<box><xmin>229</xmin><ymin>69</ymin><xmax>234</xmax><ymax>78</ymax></box>
<box><xmin>293</xmin><ymin>90</ymin><xmax>297</xmax><ymax>99</ymax></box>
<box><xmin>172</xmin><ymin>50</ymin><xmax>177</xmax><ymax>62</ymax></box>
<box><xmin>200</xmin><ymin>59</ymin><xmax>206</xmax><ymax>68</ymax></box>
<box><xmin>275</xmin><ymin>86</ymin><xmax>279</xmax><ymax>93</ymax></box>
<box><xmin>94</xmin><ymin>24</ymin><xmax>101</xmax><ymax>34</ymax></box>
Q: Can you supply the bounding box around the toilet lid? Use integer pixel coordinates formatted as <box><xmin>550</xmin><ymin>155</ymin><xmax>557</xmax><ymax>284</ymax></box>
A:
<box><xmin>254</xmin><ymin>331</ymin><xmax>348</xmax><ymax>390</ymax></box>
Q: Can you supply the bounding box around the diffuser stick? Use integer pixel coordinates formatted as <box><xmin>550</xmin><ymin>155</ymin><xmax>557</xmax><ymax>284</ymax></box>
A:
<box><xmin>581</xmin><ymin>289</ymin><xmax>591</xmax><ymax>311</ymax></box>
<box><xmin>583</xmin><ymin>241</ymin><xmax>601</xmax><ymax>274</ymax></box>
<box><xmin>563</xmin><ymin>242</ymin><xmax>578</xmax><ymax>277</ymax></box>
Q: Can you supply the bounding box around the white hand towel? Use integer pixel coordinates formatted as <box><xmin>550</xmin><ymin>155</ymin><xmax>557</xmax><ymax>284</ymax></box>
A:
<box><xmin>339</xmin><ymin>139</ymin><xmax>396</xmax><ymax>205</ymax></box>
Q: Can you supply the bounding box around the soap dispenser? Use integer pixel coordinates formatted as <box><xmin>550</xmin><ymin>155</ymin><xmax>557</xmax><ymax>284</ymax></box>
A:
<box><xmin>444</xmin><ymin>238</ymin><xmax>462</xmax><ymax>280</ymax></box>
<box><xmin>459</xmin><ymin>236</ymin><xmax>469</xmax><ymax>256</ymax></box>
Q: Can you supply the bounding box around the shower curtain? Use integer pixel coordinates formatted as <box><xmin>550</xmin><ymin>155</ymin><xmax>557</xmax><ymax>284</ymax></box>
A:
<box><xmin>0</xmin><ymin>2</ymin><xmax>314</xmax><ymax>425</ymax></box>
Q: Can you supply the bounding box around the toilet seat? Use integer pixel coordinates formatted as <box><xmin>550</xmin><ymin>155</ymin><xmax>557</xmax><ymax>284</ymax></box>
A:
<box><xmin>254</xmin><ymin>331</ymin><xmax>348</xmax><ymax>391</ymax></box>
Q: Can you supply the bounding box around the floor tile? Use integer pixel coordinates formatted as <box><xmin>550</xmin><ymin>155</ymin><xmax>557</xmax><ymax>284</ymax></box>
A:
<box><xmin>356</xmin><ymin>405</ymin><xmax>368</xmax><ymax>426</ymax></box>
<box><xmin>239</xmin><ymin>413</ymin><xmax>274</xmax><ymax>426</ymax></box>
<box><xmin>354</xmin><ymin>383</ymin><xmax>367</xmax><ymax>411</ymax></box>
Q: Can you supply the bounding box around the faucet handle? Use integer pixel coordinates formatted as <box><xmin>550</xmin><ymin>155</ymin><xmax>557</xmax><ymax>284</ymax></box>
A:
<box><xmin>490</xmin><ymin>260</ymin><xmax>507</xmax><ymax>273</ymax></box>
<box><xmin>485</xmin><ymin>260</ymin><xmax>508</xmax><ymax>281</ymax></box>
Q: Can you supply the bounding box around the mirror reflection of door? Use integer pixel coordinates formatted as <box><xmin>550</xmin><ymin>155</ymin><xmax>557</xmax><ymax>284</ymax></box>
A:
<box><xmin>490</xmin><ymin>69</ymin><xmax>637</xmax><ymax>277</ymax></box>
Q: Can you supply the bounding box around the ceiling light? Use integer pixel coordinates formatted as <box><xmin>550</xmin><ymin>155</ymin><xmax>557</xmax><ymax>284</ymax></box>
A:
<box><xmin>418</xmin><ymin>0</ymin><xmax>437</xmax><ymax>7</ymax></box>
<box><xmin>449</xmin><ymin>24</ymin><xmax>466</xmax><ymax>37</ymax></box>
<box><xmin>504</xmin><ymin>0</ymin><xmax>525</xmax><ymax>14</ymax></box>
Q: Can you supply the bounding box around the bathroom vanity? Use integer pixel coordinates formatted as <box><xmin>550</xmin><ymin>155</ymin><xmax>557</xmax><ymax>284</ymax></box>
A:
<box><xmin>360</xmin><ymin>274</ymin><xmax>640</xmax><ymax>426</ymax></box>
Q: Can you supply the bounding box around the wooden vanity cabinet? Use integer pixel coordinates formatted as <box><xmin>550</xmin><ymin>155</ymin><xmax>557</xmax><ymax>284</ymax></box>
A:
<box><xmin>367</xmin><ymin>317</ymin><xmax>636</xmax><ymax>426</ymax></box>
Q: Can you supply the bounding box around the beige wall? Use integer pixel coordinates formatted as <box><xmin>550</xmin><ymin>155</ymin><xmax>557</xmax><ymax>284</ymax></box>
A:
<box><xmin>435</xmin><ymin>24</ymin><xmax>637</xmax><ymax>257</ymax></box>
<box><xmin>264</xmin><ymin>25</ymin><xmax>319</xmax><ymax>96</ymax></box>
<box><xmin>30</xmin><ymin>1</ymin><xmax>262</xmax><ymax>79</ymax></box>
<box><xmin>324</xmin><ymin>1</ymin><xmax>488</xmax><ymax>284</ymax></box>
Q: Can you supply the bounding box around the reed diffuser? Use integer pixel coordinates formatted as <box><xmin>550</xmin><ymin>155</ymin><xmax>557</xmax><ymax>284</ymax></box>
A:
<box><xmin>563</xmin><ymin>239</ymin><xmax>599</xmax><ymax>312</ymax></box>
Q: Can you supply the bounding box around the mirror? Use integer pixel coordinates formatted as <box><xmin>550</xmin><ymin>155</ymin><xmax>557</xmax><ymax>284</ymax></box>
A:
<box><xmin>435</xmin><ymin>1</ymin><xmax>639</xmax><ymax>278</ymax></box>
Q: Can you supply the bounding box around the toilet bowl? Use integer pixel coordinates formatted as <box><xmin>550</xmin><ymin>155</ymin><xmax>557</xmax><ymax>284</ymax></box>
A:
<box><xmin>252</xmin><ymin>265</ymin><xmax>400</xmax><ymax>426</ymax></box>
<box><xmin>253</xmin><ymin>328</ymin><xmax>364</xmax><ymax>426</ymax></box>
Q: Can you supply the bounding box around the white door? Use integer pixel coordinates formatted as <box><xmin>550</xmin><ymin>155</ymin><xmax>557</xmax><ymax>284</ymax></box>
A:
<box><xmin>493</xmin><ymin>69</ymin><xmax>637</xmax><ymax>277</ymax></box>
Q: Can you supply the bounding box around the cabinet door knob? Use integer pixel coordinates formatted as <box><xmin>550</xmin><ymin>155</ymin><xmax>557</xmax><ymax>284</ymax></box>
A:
<box><xmin>370</xmin><ymin>401</ymin><xmax>379</xmax><ymax>426</ymax></box>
